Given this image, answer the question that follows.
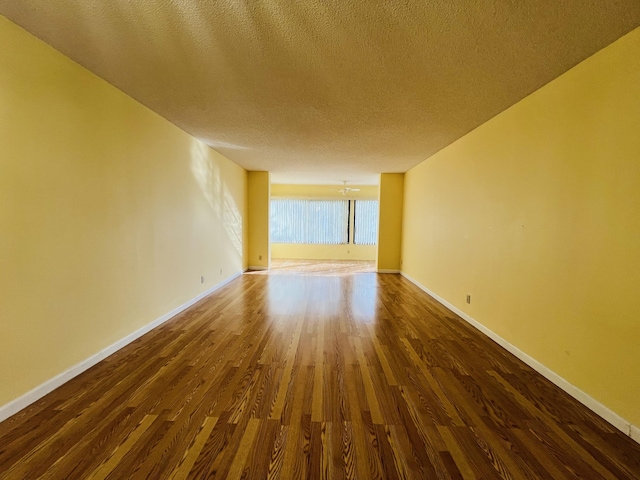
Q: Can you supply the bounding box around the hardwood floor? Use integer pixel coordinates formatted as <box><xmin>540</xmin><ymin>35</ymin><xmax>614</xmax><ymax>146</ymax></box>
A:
<box><xmin>254</xmin><ymin>259</ymin><xmax>376</xmax><ymax>275</ymax></box>
<box><xmin>1</xmin><ymin>271</ymin><xmax>639</xmax><ymax>479</ymax></box>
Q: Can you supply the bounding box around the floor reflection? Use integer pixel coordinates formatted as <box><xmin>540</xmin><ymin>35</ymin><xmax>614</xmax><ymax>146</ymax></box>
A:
<box><xmin>256</xmin><ymin>259</ymin><xmax>379</xmax><ymax>321</ymax></box>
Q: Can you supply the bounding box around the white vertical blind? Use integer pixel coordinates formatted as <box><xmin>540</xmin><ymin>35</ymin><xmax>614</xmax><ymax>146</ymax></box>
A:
<box><xmin>271</xmin><ymin>199</ymin><xmax>349</xmax><ymax>244</ymax></box>
<box><xmin>354</xmin><ymin>200</ymin><xmax>378</xmax><ymax>245</ymax></box>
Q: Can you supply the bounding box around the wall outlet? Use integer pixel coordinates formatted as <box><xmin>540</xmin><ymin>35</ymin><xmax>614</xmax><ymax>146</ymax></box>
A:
<box><xmin>259</xmin><ymin>255</ymin><xmax>262</xmax><ymax>260</ymax></box>
<box><xmin>466</xmin><ymin>294</ymin><xmax>471</xmax><ymax>304</ymax></box>
<box><xmin>201</xmin><ymin>276</ymin><xmax>205</xmax><ymax>284</ymax></box>
<box><xmin>220</xmin><ymin>268</ymin><xmax>223</xmax><ymax>274</ymax></box>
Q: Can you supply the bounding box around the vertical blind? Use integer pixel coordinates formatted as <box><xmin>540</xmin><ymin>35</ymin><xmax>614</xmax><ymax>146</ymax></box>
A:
<box><xmin>354</xmin><ymin>200</ymin><xmax>378</xmax><ymax>245</ymax></box>
<box><xmin>271</xmin><ymin>199</ymin><xmax>350</xmax><ymax>244</ymax></box>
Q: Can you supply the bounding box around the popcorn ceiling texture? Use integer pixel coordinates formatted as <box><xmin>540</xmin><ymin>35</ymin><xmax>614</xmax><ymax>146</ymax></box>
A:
<box><xmin>1</xmin><ymin>1</ymin><xmax>639</xmax><ymax>184</ymax></box>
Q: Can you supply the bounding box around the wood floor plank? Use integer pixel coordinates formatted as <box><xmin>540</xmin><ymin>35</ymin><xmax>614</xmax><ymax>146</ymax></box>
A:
<box><xmin>1</xmin><ymin>262</ymin><xmax>639</xmax><ymax>479</ymax></box>
<box><xmin>37</xmin><ymin>407</ymin><xmax>145</xmax><ymax>480</ymax></box>
<box><xmin>269</xmin><ymin>317</ymin><xmax>305</xmax><ymax>421</ymax></box>
<box><xmin>344</xmin><ymin>363</ymin><xmax>375</xmax><ymax>480</ymax></box>
<box><xmin>352</xmin><ymin>336</ymin><xmax>385</xmax><ymax>425</ymax></box>
<box><xmin>488</xmin><ymin>370</ymin><xmax>620</xmax><ymax>480</ymax></box>
<box><xmin>280</xmin><ymin>365</ymin><xmax>313</xmax><ymax>477</ymax></box>
<box><xmin>85</xmin><ymin>414</ymin><xmax>158</xmax><ymax>480</ymax></box>
<box><xmin>367</xmin><ymin>324</ymin><xmax>399</xmax><ymax>386</ymax></box>
<box><xmin>186</xmin><ymin>412</ymin><xmax>235</xmax><ymax>479</ymax></box>
<box><xmin>400</xmin><ymin>337</ymin><xmax>465</xmax><ymax>426</ymax></box>
<box><xmin>169</xmin><ymin>416</ymin><xmax>218</xmax><ymax>480</ymax></box>
<box><xmin>438</xmin><ymin>426</ymin><xmax>477</xmax><ymax>480</ymax></box>
<box><xmin>266</xmin><ymin>423</ymin><xmax>288</xmax><ymax>479</ymax></box>
<box><xmin>311</xmin><ymin>317</ymin><xmax>325</xmax><ymax>422</ymax></box>
<box><xmin>225</xmin><ymin>417</ymin><xmax>261</xmax><ymax>480</ymax></box>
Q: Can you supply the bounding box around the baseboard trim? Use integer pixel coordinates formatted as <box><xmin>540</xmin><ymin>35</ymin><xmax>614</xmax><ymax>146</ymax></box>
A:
<box><xmin>247</xmin><ymin>266</ymin><xmax>268</xmax><ymax>271</ymax></box>
<box><xmin>400</xmin><ymin>271</ymin><xmax>639</xmax><ymax>445</ymax></box>
<box><xmin>0</xmin><ymin>272</ymin><xmax>242</xmax><ymax>423</ymax></box>
<box><xmin>377</xmin><ymin>269</ymin><xmax>400</xmax><ymax>274</ymax></box>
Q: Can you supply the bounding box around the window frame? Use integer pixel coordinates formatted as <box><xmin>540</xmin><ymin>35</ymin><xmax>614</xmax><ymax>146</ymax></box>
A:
<box><xmin>269</xmin><ymin>196</ymin><xmax>379</xmax><ymax>246</ymax></box>
<box><xmin>353</xmin><ymin>199</ymin><xmax>379</xmax><ymax>245</ymax></box>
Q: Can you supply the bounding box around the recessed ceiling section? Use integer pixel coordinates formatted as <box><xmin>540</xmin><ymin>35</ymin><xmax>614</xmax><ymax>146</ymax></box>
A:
<box><xmin>1</xmin><ymin>1</ymin><xmax>639</xmax><ymax>184</ymax></box>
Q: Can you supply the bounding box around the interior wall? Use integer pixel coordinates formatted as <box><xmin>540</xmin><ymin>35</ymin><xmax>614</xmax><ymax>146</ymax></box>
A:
<box><xmin>377</xmin><ymin>174</ymin><xmax>404</xmax><ymax>271</ymax></box>
<box><xmin>270</xmin><ymin>243</ymin><xmax>376</xmax><ymax>261</ymax></box>
<box><xmin>402</xmin><ymin>27</ymin><xmax>640</xmax><ymax>427</ymax></box>
<box><xmin>247</xmin><ymin>171</ymin><xmax>271</xmax><ymax>269</ymax></box>
<box><xmin>0</xmin><ymin>17</ymin><xmax>247</xmax><ymax>409</ymax></box>
<box><xmin>271</xmin><ymin>184</ymin><xmax>378</xmax><ymax>198</ymax></box>
<box><xmin>270</xmin><ymin>184</ymin><xmax>378</xmax><ymax>261</ymax></box>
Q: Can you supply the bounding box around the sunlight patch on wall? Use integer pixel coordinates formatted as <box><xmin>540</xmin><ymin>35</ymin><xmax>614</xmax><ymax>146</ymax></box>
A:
<box><xmin>190</xmin><ymin>139</ymin><xmax>222</xmax><ymax>216</ymax></box>
<box><xmin>190</xmin><ymin>138</ymin><xmax>244</xmax><ymax>257</ymax></box>
<box><xmin>223</xmin><ymin>183</ymin><xmax>243</xmax><ymax>256</ymax></box>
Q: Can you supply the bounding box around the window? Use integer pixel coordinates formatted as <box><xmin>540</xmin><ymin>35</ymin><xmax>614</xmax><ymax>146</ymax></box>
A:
<box><xmin>353</xmin><ymin>200</ymin><xmax>378</xmax><ymax>245</ymax></box>
<box><xmin>271</xmin><ymin>199</ymin><xmax>349</xmax><ymax>244</ymax></box>
<box><xmin>270</xmin><ymin>198</ymin><xmax>379</xmax><ymax>245</ymax></box>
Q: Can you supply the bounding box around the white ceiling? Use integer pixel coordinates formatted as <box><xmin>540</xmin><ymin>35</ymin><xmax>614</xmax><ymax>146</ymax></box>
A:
<box><xmin>1</xmin><ymin>1</ymin><xmax>639</xmax><ymax>185</ymax></box>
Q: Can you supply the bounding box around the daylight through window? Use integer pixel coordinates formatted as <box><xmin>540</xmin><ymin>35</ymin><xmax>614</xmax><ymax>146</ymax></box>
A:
<box><xmin>270</xmin><ymin>199</ymin><xmax>349</xmax><ymax>244</ymax></box>
<box><xmin>354</xmin><ymin>200</ymin><xmax>378</xmax><ymax>245</ymax></box>
<box><xmin>270</xmin><ymin>198</ymin><xmax>378</xmax><ymax>245</ymax></box>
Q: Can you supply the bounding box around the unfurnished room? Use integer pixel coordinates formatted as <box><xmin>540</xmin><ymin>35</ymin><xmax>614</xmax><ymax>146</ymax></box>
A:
<box><xmin>1</xmin><ymin>1</ymin><xmax>640</xmax><ymax>478</ymax></box>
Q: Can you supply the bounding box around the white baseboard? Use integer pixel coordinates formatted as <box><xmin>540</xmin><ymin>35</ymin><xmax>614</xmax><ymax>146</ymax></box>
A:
<box><xmin>0</xmin><ymin>272</ymin><xmax>242</xmax><ymax>423</ymax></box>
<box><xmin>400</xmin><ymin>271</ymin><xmax>639</xmax><ymax>445</ymax></box>
<box><xmin>377</xmin><ymin>269</ymin><xmax>400</xmax><ymax>274</ymax></box>
<box><xmin>247</xmin><ymin>265</ymin><xmax>268</xmax><ymax>271</ymax></box>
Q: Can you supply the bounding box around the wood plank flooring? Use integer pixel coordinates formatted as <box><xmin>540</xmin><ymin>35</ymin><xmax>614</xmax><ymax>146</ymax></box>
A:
<box><xmin>255</xmin><ymin>259</ymin><xmax>376</xmax><ymax>275</ymax></box>
<box><xmin>1</xmin><ymin>270</ymin><xmax>639</xmax><ymax>479</ymax></box>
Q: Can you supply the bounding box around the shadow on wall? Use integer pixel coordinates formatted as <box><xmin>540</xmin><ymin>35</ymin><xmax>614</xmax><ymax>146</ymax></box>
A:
<box><xmin>189</xmin><ymin>140</ymin><xmax>243</xmax><ymax>256</ymax></box>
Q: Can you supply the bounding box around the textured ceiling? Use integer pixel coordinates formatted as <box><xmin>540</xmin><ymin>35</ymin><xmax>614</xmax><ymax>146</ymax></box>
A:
<box><xmin>2</xmin><ymin>1</ymin><xmax>639</xmax><ymax>185</ymax></box>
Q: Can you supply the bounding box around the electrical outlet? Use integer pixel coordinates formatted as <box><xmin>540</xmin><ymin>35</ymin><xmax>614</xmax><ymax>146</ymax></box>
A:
<box><xmin>220</xmin><ymin>268</ymin><xmax>223</xmax><ymax>274</ymax></box>
<box><xmin>259</xmin><ymin>255</ymin><xmax>262</xmax><ymax>260</ymax></box>
<box><xmin>466</xmin><ymin>294</ymin><xmax>471</xmax><ymax>304</ymax></box>
<box><xmin>201</xmin><ymin>276</ymin><xmax>205</xmax><ymax>284</ymax></box>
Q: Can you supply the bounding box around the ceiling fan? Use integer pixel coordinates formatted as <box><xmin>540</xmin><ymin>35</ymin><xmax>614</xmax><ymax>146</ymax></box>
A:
<box><xmin>339</xmin><ymin>181</ymin><xmax>360</xmax><ymax>196</ymax></box>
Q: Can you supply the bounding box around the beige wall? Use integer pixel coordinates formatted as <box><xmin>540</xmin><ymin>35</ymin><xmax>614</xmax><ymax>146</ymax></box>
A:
<box><xmin>270</xmin><ymin>243</ymin><xmax>376</xmax><ymax>261</ymax></box>
<box><xmin>402</xmin><ymin>27</ymin><xmax>640</xmax><ymax>427</ymax></box>
<box><xmin>377</xmin><ymin>174</ymin><xmax>404</xmax><ymax>271</ymax></box>
<box><xmin>271</xmin><ymin>184</ymin><xmax>378</xmax><ymax>198</ymax></box>
<box><xmin>270</xmin><ymin>184</ymin><xmax>378</xmax><ymax>261</ymax></box>
<box><xmin>0</xmin><ymin>17</ymin><xmax>247</xmax><ymax>408</ymax></box>
<box><xmin>247</xmin><ymin>171</ymin><xmax>271</xmax><ymax>269</ymax></box>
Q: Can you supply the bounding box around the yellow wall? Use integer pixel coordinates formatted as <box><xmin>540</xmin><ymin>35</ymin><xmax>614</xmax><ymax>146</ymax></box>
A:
<box><xmin>271</xmin><ymin>184</ymin><xmax>378</xmax><ymax>198</ymax></box>
<box><xmin>377</xmin><ymin>174</ymin><xmax>404</xmax><ymax>271</ymax></box>
<box><xmin>0</xmin><ymin>17</ymin><xmax>247</xmax><ymax>408</ymax></box>
<box><xmin>402</xmin><ymin>27</ymin><xmax>640</xmax><ymax>427</ymax></box>
<box><xmin>242</xmin><ymin>181</ymin><xmax>249</xmax><ymax>271</ymax></box>
<box><xmin>248</xmin><ymin>171</ymin><xmax>271</xmax><ymax>269</ymax></box>
<box><xmin>270</xmin><ymin>243</ymin><xmax>376</xmax><ymax>261</ymax></box>
<box><xmin>271</xmin><ymin>184</ymin><xmax>378</xmax><ymax>261</ymax></box>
